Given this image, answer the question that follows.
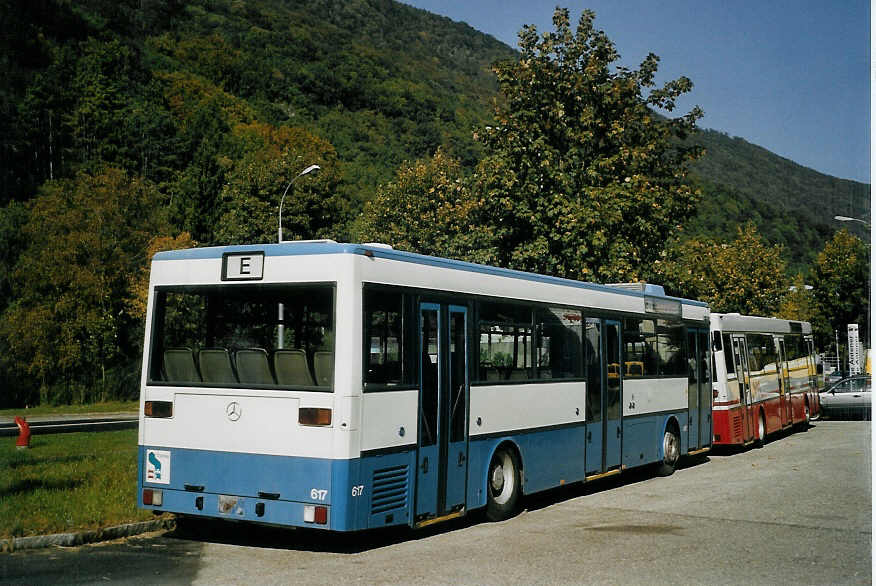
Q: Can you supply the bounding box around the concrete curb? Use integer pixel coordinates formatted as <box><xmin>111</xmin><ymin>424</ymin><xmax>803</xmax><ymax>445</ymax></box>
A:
<box><xmin>0</xmin><ymin>518</ymin><xmax>175</xmax><ymax>553</ymax></box>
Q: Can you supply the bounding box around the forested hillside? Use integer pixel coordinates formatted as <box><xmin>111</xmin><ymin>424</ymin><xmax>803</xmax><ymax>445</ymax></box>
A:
<box><xmin>0</xmin><ymin>0</ymin><xmax>868</xmax><ymax>406</ymax></box>
<box><xmin>685</xmin><ymin>129</ymin><xmax>869</xmax><ymax>270</ymax></box>
<box><xmin>0</xmin><ymin>0</ymin><xmax>513</xmax><ymax>209</ymax></box>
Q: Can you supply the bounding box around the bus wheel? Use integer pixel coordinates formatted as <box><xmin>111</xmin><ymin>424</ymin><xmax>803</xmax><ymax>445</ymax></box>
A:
<box><xmin>809</xmin><ymin>399</ymin><xmax>820</xmax><ymax>421</ymax></box>
<box><xmin>485</xmin><ymin>447</ymin><xmax>521</xmax><ymax>521</ymax></box>
<box><xmin>754</xmin><ymin>412</ymin><xmax>766</xmax><ymax>448</ymax></box>
<box><xmin>656</xmin><ymin>426</ymin><xmax>680</xmax><ymax>477</ymax></box>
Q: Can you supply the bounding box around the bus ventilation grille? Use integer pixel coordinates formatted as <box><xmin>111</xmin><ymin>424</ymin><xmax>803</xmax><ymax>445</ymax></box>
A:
<box><xmin>371</xmin><ymin>464</ymin><xmax>409</xmax><ymax>514</ymax></box>
<box><xmin>733</xmin><ymin>414</ymin><xmax>743</xmax><ymax>438</ymax></box>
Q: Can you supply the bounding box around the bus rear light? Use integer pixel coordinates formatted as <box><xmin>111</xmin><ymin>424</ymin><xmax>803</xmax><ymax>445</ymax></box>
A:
<box><xmin>144</xmin><ymin>401</ymin><xmax>173</xmax><ymax>418</ymax></box>
<box><xmin>299</xmin><ymin>407</ymin><xmax>332</xmax><ymax>426</ymax></box>
<box><xmin>143</xmin><ymin>488</ymin><xmax>163</xmax><ymax>506</ymax></box>
<box><xmin>304</xmin><ymin>505</ymin><xmax>328</xmax><ymax>524</ymax></box>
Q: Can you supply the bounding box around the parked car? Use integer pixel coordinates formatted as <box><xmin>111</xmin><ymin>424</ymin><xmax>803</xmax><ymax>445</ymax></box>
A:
<box><xmin>819</xmin><ymin>374</ymin><xmax>871</xmax><ymax>419</ymax></box>
<box><xmin>825</xmin><ymin>369</ymin><xmax>846</xmax><ymax>384</ymax></box>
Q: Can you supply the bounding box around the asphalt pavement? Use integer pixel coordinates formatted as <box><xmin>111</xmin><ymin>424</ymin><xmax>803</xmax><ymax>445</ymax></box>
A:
<box><xmin>0</xmin><ymin>419</ymin><xmax>870</xmax><ymax>585</ymax></box>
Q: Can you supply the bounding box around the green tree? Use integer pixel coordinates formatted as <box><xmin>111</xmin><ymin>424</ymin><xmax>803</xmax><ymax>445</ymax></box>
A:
<box><xmin>0</xmin><ymin>202</ymin><xmax>31</xmax><ymax>406</ymax></box>
<box><xmin>472</xmin><ymin>7</ymin><xmax>703</xmax><ymax>281</ymax></box>
<box><xmin>126</xmin><ymin>232</ymin><xmax>197</xmax><ymax>323</ymax></box>
<box><xmin>657</xmin><ymin>223</ymin><xmax>789</xmax><ymax>315</ymax></box>
<box><xmin>777</xmin><ymin>274</ymin><xmax>817</xmax><ymax>323</ymax></box>
<box><xmin>157</xmin><ymin>70</ymin><xmax>259</xmax><ymax>243</ymax></box>
<box><xmin>355</xmin><ymin>149</ymin><xmax>496</xmax><ymax>263</ymax></box>
<box><xmin>810</xmin><ymin>229</ymin><xmax>870</xmax><ymax>345</ymax></box>
<box><xmin>213</xmin><ymin>122</ymin><xmax>351</xmax><ymax>244</ymax></box>
<box><xmin>0</xmin><ymin>168</ymin><xmax>172</xmax><ymax>405</ymax></box>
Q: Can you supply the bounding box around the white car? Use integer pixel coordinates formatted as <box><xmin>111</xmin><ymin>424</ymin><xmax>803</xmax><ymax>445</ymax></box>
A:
<box><xmin>820</xmin><ymin>375</ymin><xmax>871</xmax><ymax>419</ymax></box>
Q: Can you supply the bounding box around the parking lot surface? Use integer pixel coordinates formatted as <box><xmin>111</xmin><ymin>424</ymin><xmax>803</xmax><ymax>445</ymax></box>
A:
<box><xmin>1</xmin><ymin>420</ymin><xmax>870</xmax><ymax>585</ymax></box>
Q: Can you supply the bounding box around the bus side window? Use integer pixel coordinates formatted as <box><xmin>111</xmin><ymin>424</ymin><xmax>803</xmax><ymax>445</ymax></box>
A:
<box><xmin>623</xmin><ymin>318</ymin><xmax>659</xmax><ymax>377</ymax></box>
<box><xmin>478</xmin><ymin>301</ymin><xmax>533</xmax><ymax>382</ymax></box>
<box><xmin>723</xmin><ymin>334</ymin><xmax>735</xmax><ymax>377</ymax></box>
<box><xmin>364</xmin><ymin>289</ymin><xmax>405</xmax><ymax>386</ymax></box>
<box><xmin>535</xmin><ymin>307</ymin><xmax>583</xmax><ymax>380</ymax></box>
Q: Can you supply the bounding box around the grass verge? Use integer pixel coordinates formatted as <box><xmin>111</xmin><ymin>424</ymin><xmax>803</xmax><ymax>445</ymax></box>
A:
<box><xmin>1</xmin><ymin>429</ymin><xmax>162</xmax><ymax>539</ymax></box>
<box><xmin>0</xmin><ymin>401</ymin><xmax>139</xmax><ymax>419</ymax></box>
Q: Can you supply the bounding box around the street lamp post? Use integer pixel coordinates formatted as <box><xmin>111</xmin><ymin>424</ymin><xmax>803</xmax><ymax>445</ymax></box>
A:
<box><xmin>277</xmin><ymin>164</ymin><xmax>320</xmax><ymax>349</ymax></box>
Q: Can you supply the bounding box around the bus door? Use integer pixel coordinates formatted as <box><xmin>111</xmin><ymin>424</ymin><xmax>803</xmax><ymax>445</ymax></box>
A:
<box><xmin>604</xmin><ymin>321</ymin><xmax>622</xmax><ymax>470</ymax></box>
<box><xmin>415</xmin><ymin>303</ymin><xmax>469</xmax><ymax>524</ymax></box>
<box><xmin>805</xmin><ymin>337</ymin><xmax>818</xmax><ymax>391</ymax></box>
<box><xmin>697</xmin><ymin>329</ymin><xmax>712</xmax><ymax>448</ymax></box>
<box><xmin>687</xmin><ymin>329</ymin><xmax>700</xmax><ymax>451</ymax></box>
<box><xmin>777</xmin><ymin>338</ymin><xmax>793</xmax><ymax>426</ymax></box>
<box><xmin>584</xmin><ymin>318</ymin><xmax>621</xmax><ymax>475</ymax></box>
<box><xmin>731</xmin><ymin>336</ymin><xmax>754</xmax><ymax>442</ymax></box>
<box><xmin>686</xmin><ymin>328</ymin><xmax>711</xmax><ymax>451</ymax></box>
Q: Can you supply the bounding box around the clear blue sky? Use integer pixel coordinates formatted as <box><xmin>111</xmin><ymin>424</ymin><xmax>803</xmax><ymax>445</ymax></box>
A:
<box><xmin>403</xmin><ymin>1</ymin><xmax>870</xmax><ymax>183</ymax></box>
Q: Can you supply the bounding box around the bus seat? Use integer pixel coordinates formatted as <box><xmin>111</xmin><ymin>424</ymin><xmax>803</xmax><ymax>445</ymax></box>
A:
<box><xmin>274</xmin><ymin>350</ymin><xmax>315</xmax><ymax>386</ymax></box>
<box><xmin>314</xmin><ymin>351</ymin><xmax>334</xmax><ymax>387</ymax></box>
<box><xmin>235</xmin><ymin>349</ymin><xmax>274</xmax><ymax>385</ymax></box>
<box><xmin>199</xmin><ymin>348</ymin><xmax>237</xmax><ymax>384</ymax></box>
<box><xmin>164</xmin><ymin>348</ymin><xmax>201</xmax><ymax>382</ymax></box>
<box><xmin>625</xmin><ymin>361</ymin><xmax>644</xmax><ymax>377</ymax></box>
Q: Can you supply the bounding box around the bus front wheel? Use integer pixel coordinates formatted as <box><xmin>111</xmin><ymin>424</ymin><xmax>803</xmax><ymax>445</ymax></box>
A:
<box><xmin>485</xmin><ymin>447</ymin><xmax>521</xmax><ymax>521</ymax></box>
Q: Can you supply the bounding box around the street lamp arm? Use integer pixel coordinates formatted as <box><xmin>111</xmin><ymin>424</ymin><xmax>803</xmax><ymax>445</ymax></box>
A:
<box><xmin>833</xmin><ymin>215</ymin><xmax>870</xmax><ymax>227</ymax></box>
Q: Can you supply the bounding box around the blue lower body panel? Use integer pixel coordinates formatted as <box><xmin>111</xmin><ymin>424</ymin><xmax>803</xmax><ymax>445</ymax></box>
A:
<box><xmin>139</xmin><ymin>415</ymin><xmax>693</xmax><ymax>532</ymax></box>
<box><xmin>466</xmin><ymin>424</ymin><xmax>589</xmax><ymax>509</ymax></box>
<box><xmin>622</xmin><ymin>411</ymin><xmax>688</xmax><ymax>468</ymax></box>
<box><xmin>137</xmin><ymin>446</ymin><xmax>419</xmax><ymax>532</ymax></box>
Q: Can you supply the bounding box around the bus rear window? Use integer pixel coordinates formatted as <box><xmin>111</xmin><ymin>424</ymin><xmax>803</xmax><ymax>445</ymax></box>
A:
<box><xmin>148</xmin><ymin>284</ymin><xmax>334</xmax><ymax>390</ymax></box>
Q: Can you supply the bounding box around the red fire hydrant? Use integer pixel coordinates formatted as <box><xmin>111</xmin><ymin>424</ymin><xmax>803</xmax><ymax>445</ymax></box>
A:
<box><xmin>14</xmin><ymin>416</ymin><xmax>30</xmax><ymax>449</ymax></box>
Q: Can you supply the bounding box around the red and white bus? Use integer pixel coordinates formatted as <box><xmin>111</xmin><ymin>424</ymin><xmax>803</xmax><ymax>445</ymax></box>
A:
<box><xmin>711</xmin><ymin>313</ymin><xmax>819</xmax><ymax>446</ymax></box>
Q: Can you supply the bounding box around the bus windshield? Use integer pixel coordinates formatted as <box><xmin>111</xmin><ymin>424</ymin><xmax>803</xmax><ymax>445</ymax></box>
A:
<box><xmin>148</xmin><ymin>284</ymin><xmax>334</xmax><ymax>390</ymax></box>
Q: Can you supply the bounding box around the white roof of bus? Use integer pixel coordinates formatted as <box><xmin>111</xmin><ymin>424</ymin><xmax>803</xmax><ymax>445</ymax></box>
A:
<box><xmin>152</xmin><ymin>241</ymin><xmax>709</xmax><ymax>320</ymax></box>
<box><xmin>710</xmin><ymin>312</ymin><xmax>811</xmax><ymax>335</ymax></box>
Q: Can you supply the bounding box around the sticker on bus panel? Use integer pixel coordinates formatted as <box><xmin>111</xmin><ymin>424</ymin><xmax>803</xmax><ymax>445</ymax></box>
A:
<box><xmin>145</xmin><ymin>449</ymin><xmax>171</xmax><ymax>485</ymax></box>
<box><xmin>222</xmin><ymin>252</ymin><xmax>264</xmax><ymax>281</ymax></box>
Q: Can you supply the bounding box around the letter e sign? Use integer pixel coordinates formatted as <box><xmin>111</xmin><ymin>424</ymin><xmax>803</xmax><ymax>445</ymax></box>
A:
<box><xmin>222</xmin><ymin>252</ymin><xmax>264</xmax><ymax>281</ymax></box>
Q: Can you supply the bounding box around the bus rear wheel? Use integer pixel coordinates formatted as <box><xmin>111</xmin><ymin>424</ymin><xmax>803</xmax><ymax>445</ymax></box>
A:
<box><xmin>799</xmin><ymin>403</ymin><xmax>811</xmax><ymax>430</ymax></box>
<box><xmin>485</xmin><ymin>447</ymin><xmax>521</xmax><ymax>521</ymax></box>
<box><xmin>656</xmin><ymin>426</ymin><xmax>680</xmax><ymax>477</ymax></box>
<box><xmin>754</xmin><ymin>412</ymin><xmax>766</xmax><ymax>448</ymax></box>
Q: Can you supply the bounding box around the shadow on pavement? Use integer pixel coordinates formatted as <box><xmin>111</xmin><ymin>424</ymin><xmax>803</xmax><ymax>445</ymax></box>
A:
<box><xmin>167</xmin><ymin>514</ymin><xmax>482</xmax><ymax>554</ymax></box>
<box><xmin>165</xmin><ymin>453</ymin><xmax>712</xmax><ymax>554</ymax></box>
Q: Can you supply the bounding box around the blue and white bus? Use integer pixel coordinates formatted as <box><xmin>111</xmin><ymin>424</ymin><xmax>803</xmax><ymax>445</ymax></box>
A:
<box><xmin>138</xmin><ymin>241</ymin><xmax>711</xmax><ymax>531</ymax></box>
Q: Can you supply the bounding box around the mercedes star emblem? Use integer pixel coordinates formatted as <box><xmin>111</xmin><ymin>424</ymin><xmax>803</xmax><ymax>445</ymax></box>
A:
<box><xmin>225</xmin><ymin>401</ymin><xmax>242</xmax><ymax>422</ymax></box>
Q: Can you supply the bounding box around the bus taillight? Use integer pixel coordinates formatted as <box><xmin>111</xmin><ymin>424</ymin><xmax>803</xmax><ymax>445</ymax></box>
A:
<box><xmin>304</xmin><ymin>505</ymin><xmax>328</xmax><ymax>524</ymax></box>
<box><xmin>143</xmin><ymin>488</ymin><xmax>163</xmax><ymax>506</ymax></box>
<box><xmin>299</xmin><ymin>408</ymin><xmax>332</xmax><ymax>426</ymax></box>
<box><xmin>144</xmin><ymin>401</ymin><xmax>173</xmax><ymax>418</ymax></box>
